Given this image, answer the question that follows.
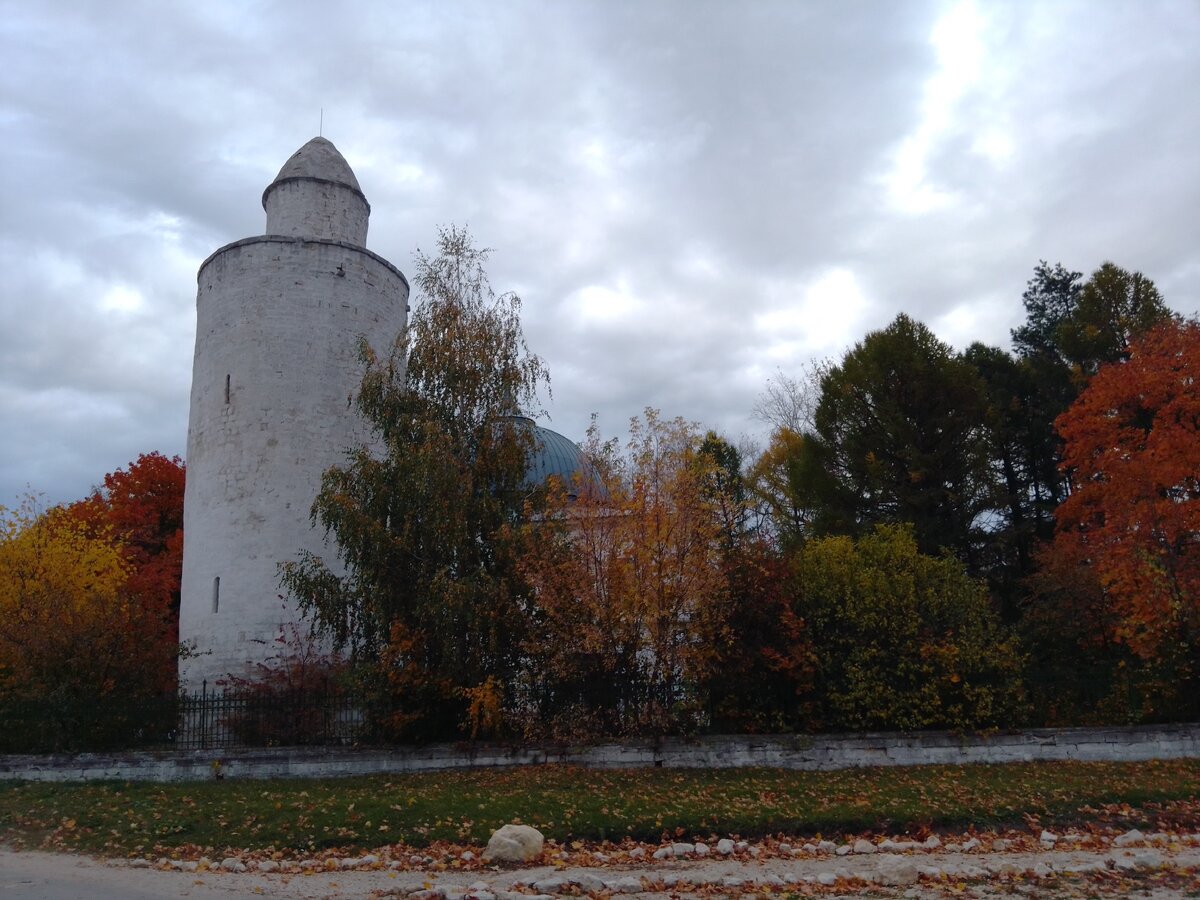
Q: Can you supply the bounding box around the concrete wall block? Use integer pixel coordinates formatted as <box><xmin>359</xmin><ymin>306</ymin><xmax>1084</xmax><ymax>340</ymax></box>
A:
<box><xmin>4</xmin><ymin>724</ymin><xmax>1199</xmax><ymax>782</ymax></box>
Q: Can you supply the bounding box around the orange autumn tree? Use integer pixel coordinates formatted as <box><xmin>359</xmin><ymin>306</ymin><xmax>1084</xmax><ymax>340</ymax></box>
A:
<box><xmin>1052</xmin><ymin>318</ymin><xmax>1200</xmax><ymax>710</ymax></box>
<box><xmin>518</xmin><ymin>410</ymin><xmax>729</xmax><ymax>737</ymax></box>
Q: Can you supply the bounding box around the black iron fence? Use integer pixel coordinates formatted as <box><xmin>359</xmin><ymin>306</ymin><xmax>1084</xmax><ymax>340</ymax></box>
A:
<box><xmin>0</xmin><ymin>692</ymin><xmax>178</xmax><ymax>754</ymax></box>
<box><xmin>175</xmin><ymin>682</ymin><xmax>380</xmax><ymax>750</ymax></box>
<box><xmin>0</xmin><ymin>685</ymin><xmax>389</xmax><ymax>753</ymax></box>
<box><xmin>1</xmin><ymin>667</ymin><xmax>1195</xmax><ymax>754</ymax></box>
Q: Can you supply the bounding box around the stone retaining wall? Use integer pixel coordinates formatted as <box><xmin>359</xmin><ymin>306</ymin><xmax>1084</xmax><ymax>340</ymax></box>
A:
<box><xmin>2</xmin><ymin>724</ymin><xmax>1197</xmax><ymax>783</ymax></box>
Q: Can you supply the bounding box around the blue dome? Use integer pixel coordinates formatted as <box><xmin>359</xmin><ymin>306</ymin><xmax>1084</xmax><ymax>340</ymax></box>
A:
<box><xmin>503</xmin><ymin>416</ymin><xmax>603</xmax><ymax>500</ymax></box>
<box><xmin>528</xmin><ymin>424</ymin><xmax>590</xmax><ymax>497</ymax></box>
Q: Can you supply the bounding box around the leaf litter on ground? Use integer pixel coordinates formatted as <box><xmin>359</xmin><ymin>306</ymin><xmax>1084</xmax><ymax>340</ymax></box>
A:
<box><xmin>2</xmin><ymin>758</ymin><xmax>1200</xmax><ymax>863</ymax></box>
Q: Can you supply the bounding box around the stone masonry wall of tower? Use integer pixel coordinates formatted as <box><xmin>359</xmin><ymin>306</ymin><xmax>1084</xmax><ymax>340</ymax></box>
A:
<box><xmin>177</xmin><ymin>139</ymin><xmax>408</xmax><ymax>688</ymax></box>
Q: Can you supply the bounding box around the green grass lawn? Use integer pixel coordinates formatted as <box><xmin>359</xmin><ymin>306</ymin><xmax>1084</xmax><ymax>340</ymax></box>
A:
<box><xmin>2</xmin><ymin>759</ymin><xmax>1199</xmax><ymax>858</ymax></box>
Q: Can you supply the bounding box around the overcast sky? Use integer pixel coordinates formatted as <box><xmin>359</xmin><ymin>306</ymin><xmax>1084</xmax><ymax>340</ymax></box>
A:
<box><xmin>2</xmin><ymin>0</ymin><xmax>1198</xmax><ymax>508</ymax></box>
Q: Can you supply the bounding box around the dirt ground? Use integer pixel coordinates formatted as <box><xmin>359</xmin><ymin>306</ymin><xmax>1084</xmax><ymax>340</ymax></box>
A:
<box><xmin>5</xmin><ymin>836</ymin><xmax>1200</xmax><ymax>900</ymax></box>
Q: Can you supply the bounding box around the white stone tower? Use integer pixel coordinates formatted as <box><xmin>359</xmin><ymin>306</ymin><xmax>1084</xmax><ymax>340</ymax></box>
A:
<box><xmin>178</xmin><ymin>137</ymin><xmax>408</xmax><ymax>688</ymax></box>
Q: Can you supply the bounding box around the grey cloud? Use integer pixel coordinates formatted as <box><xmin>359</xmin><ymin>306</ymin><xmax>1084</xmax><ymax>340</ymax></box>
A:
<box><xmin>2</xmin><ymin>0</ymin><xmax>1198</xmax><ymax>507</ymax></box>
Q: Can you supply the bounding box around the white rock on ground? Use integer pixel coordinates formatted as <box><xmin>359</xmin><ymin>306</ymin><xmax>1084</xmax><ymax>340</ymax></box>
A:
<box><xmin>1131</xmin><ymin>849</ymin><xmax>1164</xmax><ymax>868</ymax></box>
<box><xmin>483</xmin><ymin>824</ymin><xmax>545</xmax><ymax>863</ymax></box>
<box><xmin>1114</xmin><ymin>828</ymin><xmax>1145</xmax><ymax>847</ymax></box>
<box><xmin>606</xmin><ymin>875</ymin><xmax>643</xmax><ymax>893</ymax></box>
<box><xmin>570</xmin><ymin>873</ymin><xmax>606</xmax><ymax>892</ymax></box>
<box><xmin>875</xmin><ymin>853</ymin><xmax>920</xmax><ymax>885</ymax></box>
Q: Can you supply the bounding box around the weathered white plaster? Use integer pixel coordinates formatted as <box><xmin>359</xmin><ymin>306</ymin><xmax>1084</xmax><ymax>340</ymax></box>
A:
<box><xmin>178</xmin><ymin>138</ymin><xmax>407</xmax><ymax>688</ymax></box>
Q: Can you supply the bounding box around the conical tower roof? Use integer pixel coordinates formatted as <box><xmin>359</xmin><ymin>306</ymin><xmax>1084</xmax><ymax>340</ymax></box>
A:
<box><xmin>269</xmin><ymin>136</ymin><xmax>362</xmax><ymax>192</ymax></box>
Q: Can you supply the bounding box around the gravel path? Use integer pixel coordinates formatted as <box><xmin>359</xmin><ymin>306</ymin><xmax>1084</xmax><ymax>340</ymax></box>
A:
<box><xmin>5</xmin><ymin>831</ymin><xmax>1200</xmax><ymax>899</ymax></box>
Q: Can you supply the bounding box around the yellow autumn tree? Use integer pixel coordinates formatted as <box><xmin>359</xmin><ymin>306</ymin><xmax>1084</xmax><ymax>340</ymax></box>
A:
<box><xmin>518</xmin><ymin>410</ymin><xmax>729</xmax><ymax>738</ymax></box>
<box><xmin>0</xmin><ymin>497</ymin><xmax>175</xmax><ymax>750</ymax></box>
<box><xmin>794</xmin><ymin>524</ymin><xmax>1027</xmax><ymax>731</ymax></box>
<box><xmin>748</xmin><ymin>427</ymin><xmax>818</xmax><ymax>547</ymax></box>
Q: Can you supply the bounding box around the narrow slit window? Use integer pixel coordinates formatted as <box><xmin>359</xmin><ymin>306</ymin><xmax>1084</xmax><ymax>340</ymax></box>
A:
<box><xmin>212</xmin><ymin>576</ymin><xmax>221</xmax><ymax>613</ymax></box>
<box><xmin>224</xmin><ymin>374</ymin><xmax>231</xmax><ymax>404</ymax></box>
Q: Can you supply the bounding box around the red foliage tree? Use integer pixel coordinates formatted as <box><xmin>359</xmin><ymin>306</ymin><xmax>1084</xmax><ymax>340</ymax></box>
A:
<box><xmin>703</xmin><ymin>535</ymin><xmax>815</xmax><ymax>732</ymax></box>
<box><xmin>1053</xmin><ymin>319</ymin><xmax>1200</xmax><ymax>667</ymax></box>
<box><xmin>68</xmin><ymin>452</ymin><xmax>185</xmax><ymax>648</ymax></box>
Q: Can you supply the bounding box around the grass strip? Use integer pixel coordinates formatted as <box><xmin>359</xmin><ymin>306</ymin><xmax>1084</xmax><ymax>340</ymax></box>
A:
<box><xmin>1</xmin><ymin>759</ymin><xmax>1198</xmax><ymax>857</ymax></box>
